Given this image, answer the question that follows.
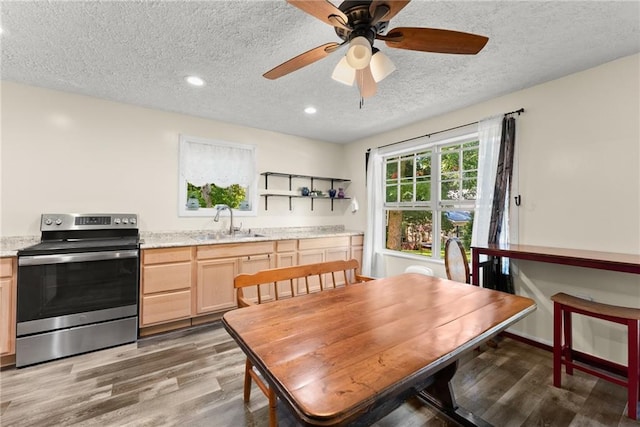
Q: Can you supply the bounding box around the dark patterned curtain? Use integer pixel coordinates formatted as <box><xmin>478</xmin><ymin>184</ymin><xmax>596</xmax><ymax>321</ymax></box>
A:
<box><xmin>484</xmin><ymin>116</ymin><xmax>516</xmax><ymax>293</ymax></box>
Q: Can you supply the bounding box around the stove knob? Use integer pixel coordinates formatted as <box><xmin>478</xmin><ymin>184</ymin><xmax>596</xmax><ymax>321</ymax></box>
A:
<box><xmin>114</xmin><ymin>218</ymin><xmax>121</xmax><ymax>225</ymax></box>
<box><xmin>122</xmin><ymin>218</ymin><xmax>129</xmax><ymax>224</ymax></box>
<box><xmin>44</xmin><ymin>218</ymin><xmax>53</xmax><ymax>225</ymax></box>
<box><xmin>55</xmin><ymin>218</ymin><xmax>63</xmax><ymax>225</ymax></box>
<box><xmin>129</xmin><ymin>218</ymin><xmax>137</xmax><ymax>224</ymax></box>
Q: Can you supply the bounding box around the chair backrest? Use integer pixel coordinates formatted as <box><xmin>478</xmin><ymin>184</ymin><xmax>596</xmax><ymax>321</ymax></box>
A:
<box><xmin>234</xmin><ymin>259</ymin><xmax>369</xmax><ymax>307</ymax></box>
<box><xmin>444</xmin><ymin>238</ymin><xmax>470</xmax><ymax>284</ymax></box>
<box><xmin>404</xmin><ymin>265</ymin><xmax>434</xmax><ymax>276</ymax></box>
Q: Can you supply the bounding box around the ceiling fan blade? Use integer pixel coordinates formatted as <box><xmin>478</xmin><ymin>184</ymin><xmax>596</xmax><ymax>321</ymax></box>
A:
<box><xmin>369</xmin><ymin>1</ymin><xmax>411</xmax><ymax>23</ymax></box>
<box><xmin>287</xmin><ymin>0</ymin><xmax>348</xmax><ymax>27</ymax></box>
<box><xmin>380</xmin><ymin>27</ymin><xmax>489</xmax><ymax>54</ymax></box>
<box><xmin>356</xmin><ymin>66</ymin><xmax>377</xmax><ymax>99</ymax></box>
<box><xmin>263</xmin><ymin>43</ymin><xmax>340</xmax><ymax>80</ymax></box>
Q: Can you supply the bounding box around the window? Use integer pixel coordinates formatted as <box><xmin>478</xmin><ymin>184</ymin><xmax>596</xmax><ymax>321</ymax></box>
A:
<box><xmin>383</xmin><ymin>133</ymin><xmax>478</xmax><ymax>258</ymax></box>
<box><xmin>178</xmin><ymin>134</ymin><xmax>257</xmax><ymax>217</ymax></box>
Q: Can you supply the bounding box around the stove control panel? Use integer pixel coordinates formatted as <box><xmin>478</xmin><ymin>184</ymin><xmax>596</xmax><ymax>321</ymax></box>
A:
<box><xmin>41</xmin><ymin>213</ymin><xmax>139</xmax><ymax>231</ymax></box>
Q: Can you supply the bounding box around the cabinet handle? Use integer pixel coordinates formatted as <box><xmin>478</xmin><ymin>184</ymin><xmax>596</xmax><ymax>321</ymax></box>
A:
<box><xmin>246</xmin><ymin>254</ymin><xmax>271</xmax><ymax>261</ymax></box>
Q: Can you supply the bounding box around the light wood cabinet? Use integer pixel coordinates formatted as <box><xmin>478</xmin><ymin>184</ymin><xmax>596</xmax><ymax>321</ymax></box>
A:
<box><xmin>140</xmin><ymin>247</ymin><xmax>193</xmax><ymax>326</ymax></box>
<box><xmin>275</xmin><ymin>240</ymin><xmax>297</xmax><ymax>298</ymax></box>
<box><xmin>196</xmin><ymin>257</ymin><xmax>238</xmax><ymax>314</ymax></box>
<box><xmin>350</xmin><ymin>235</ymin><xmax>364</xmax><ymax>272</ymax></box>
<box><xmin>139</xmin><ymin>235</ymin><xmax>363</xmax><ymax>333</ymax></box>
<box><xmin>196</xmin><ymin>242</ymin><xmax>275</xmax><ymax>314</ymax></box>
<box><xmin>1</xmin><ymin>258</ymin><xmax>17</xmax><ymax>358</ymax></box>
<box><xmin>298</xmin><ymin>236</ymin><xmax>351</xmax><ymax>291</ymax></box>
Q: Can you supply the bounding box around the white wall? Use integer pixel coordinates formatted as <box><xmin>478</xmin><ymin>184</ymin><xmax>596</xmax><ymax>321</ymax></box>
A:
<box><xmin>344</xmin><ymin>53</ymin><xmax>640</xmax><ymax>364</ymax></box>
<box><xmin>0</xmin><ymin>82</ymin><xmax>352</xmax><ymax>236</ymax></box>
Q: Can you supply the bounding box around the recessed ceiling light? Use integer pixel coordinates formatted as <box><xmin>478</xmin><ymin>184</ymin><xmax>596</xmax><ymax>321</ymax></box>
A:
<box><xmin>304</xmin><ymin>106</ymin><xmax>317</xmax><ymax>114</ymax></box>
<box><xmin>185</xmin><ymin>75</ymin><xmax>205</xmax><ymax>87</ymax></box>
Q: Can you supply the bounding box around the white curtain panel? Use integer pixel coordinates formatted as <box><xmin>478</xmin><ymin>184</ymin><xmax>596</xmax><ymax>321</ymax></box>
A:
<box><xmin>472</xmin><ymin>115</ymin><xmax>503</xmax><ymax>248</ymax></box>
<box><xmin>362</xmin><ymin>148</ymin><xmax>386</xmax><ymax>278</ymax></box>
<box><xmin>180</xmin><ymin>138</ymin><xmax>254</xmax><ymax>188</ymax></box>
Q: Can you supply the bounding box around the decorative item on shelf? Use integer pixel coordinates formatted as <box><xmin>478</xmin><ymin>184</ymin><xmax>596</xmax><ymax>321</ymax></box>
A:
<box><xmin>328</xmin><ymin>188</ymin><xmax>337</xmax><ymax>198</ymax></box>
<box><xmin>301</xmin><ymin>187</ymin><xmax>310</xmax><ymax>196</ymax></box>
<box><xmin>337</xmin><ymin>188</ymin><xmax>345</xmax><ymax>198</ymax></box>
<box><xmin>310</xmin><ymin>189</ymin><xmax>323</xmax><ymax>197</ymax></box>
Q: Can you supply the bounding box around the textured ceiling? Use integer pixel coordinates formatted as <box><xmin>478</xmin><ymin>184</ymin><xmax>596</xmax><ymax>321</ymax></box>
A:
<box><xmin>1</xmin><ymin>1</ymin><xmax>639</xmax><ymax>144</ymax></box>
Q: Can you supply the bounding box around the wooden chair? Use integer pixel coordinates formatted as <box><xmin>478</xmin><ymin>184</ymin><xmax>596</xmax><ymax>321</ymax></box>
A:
<box><xmin>444</xmin><ymin>238</ymin><xmax>470</xmax><ymax>283</ymax></box>
<box><xmin>233</xmin><ymin>259</ymin><xmax>373</xmax><ymax>427</ymax></box>
<box><xmin>551</xmin><ymin>292</ymin><xmax>640</xmax><ymax>420</ymax></box>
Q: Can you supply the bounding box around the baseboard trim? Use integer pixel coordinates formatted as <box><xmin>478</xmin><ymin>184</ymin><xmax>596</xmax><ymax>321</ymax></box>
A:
<box><xmin>500</xmin><ymin>331</ymin><xmax>627</xmax><ymax>378</ymax></box>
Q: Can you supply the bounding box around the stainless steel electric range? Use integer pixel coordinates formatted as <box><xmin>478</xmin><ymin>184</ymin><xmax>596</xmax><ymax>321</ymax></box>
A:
<box><xmin>16</xmin><ymin>213</ymin><xmax>140</xmax><ymax>367</ymax></box>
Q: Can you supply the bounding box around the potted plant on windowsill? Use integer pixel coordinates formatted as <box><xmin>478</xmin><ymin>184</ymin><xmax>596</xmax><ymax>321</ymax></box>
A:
<box><xmin>186</xmin><ymin>191</ymin><xmax>201</xmax><ymax>210</ymax></box>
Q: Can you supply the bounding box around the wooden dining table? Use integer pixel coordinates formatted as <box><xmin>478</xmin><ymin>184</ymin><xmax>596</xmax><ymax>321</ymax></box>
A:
<box><xmin>222</xmin><ymin>273</ymin><xmax>536</xmax><ymax>426</ymax></box>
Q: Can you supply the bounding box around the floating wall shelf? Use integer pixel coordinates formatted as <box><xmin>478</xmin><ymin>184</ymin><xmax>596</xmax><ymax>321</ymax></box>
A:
<box><xmin>260</xmin><ymin>172</ymin><xmax>351</xmax><ymax>211</ymax></box>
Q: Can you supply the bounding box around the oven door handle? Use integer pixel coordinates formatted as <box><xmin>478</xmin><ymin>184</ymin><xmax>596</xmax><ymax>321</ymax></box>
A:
<box><xmin>19</xmin><ymin>249</ymin><xmax>139</xmax><ymax>266</ymax></box>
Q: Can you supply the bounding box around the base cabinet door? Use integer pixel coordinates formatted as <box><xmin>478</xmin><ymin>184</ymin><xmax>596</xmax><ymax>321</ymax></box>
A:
<box><xmin>1</xmin><ymin>258</ymin><xmax>16</xmax><ymax>358</ymax></box>
<box><xmin>140</xmin><ymin>247</ymin><xmax>194</xmax><ymax>327</ymax></box>
<box><xmin>239</xmin><ymin>254</ymin><xmax>276</xmax><ymax>303</ymax></box>
<box><xmin>196</xmin><ymin>258</ymin><xmax>238</xmax><ymax>314</ymax></box>
<box><xmin>0</xmin><ymin>279</ymin><xmax>14</xmax><ymax>355</ymax></box>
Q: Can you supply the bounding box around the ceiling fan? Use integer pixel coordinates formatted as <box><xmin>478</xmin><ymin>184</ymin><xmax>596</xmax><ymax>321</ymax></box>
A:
<box><xmin>263</xmin><ymin>0</ymin><xmax>489</xmax><ymax>99</ymax></box>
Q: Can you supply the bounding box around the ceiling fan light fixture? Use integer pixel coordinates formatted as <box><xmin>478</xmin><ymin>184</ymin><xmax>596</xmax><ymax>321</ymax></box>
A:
<box><xmin>370</xmin><ymin>49</ymin><xmax>396</xmax><ymax>83</ymax></box>
<box><xmin>345</xmin><ymin>36</ymin><xmax>372</xmax><ymax>70</ymax></box>
<box><xmin>331</xmin><ymin>56</ymin><xmax>356</xmax><ymax>86</ymax></box>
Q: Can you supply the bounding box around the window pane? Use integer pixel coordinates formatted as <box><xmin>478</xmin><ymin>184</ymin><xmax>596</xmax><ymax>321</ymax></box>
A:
<box><xmin>386</xmin><ymin>210</ymin><xmax>434</xmax><ymax>256</ymax></box>
<box><xmin>400</xmin><ymin>183</ymin><xmax>413</xmax><ymax>202</ymax></box>
<box><xmin>400</xmin><ymin>157</ymin><xmax>414</xmax><ymax>179</ymax></box>
<box><xmin>416</xmin><ymin>179</ymin><xmax>430</xmax><ymax>201</ymax></box>
<box><xmin>386</xmin><ymin>159</ymin><xmax>398</xmax><ymax>181</ymax></box>
<box><xmin>442</xmin><ymin>210</ymin><xmax>474</xmax><ymax>256</ymax></box>
<box><xmin>385</xmin><ymin>184</ymin><xmax>398</xmax><ymax>203</ymax></box>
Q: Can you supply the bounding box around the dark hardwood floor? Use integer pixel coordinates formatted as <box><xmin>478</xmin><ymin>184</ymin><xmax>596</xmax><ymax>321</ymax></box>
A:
<box><xmin>1</xmin><ymin>323</ymin><xmax>636</xmax><ymax>426</ymax></box>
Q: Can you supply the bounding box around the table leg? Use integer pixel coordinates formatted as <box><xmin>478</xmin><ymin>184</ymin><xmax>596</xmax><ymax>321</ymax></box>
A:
<box><xmin>472</xmin><ymin>249</ymin><xmax>480</xmax><ymax>286</ymax></box>
<box><xmin>417</xmin><ymin>361</ymin><xmax>493</xmax><ymax>427</ymax></box>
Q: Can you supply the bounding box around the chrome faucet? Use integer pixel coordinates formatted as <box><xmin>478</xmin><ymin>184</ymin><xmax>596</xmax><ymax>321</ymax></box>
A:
<box><xmin>213</xmin><ymin>204</ymin><xmax>235</xmax><ymax>235</ymax></box>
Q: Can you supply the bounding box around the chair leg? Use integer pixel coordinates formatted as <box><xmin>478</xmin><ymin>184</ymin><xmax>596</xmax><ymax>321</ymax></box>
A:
<box><xmin>628</xmin><ymin>320</ymin><xmax>639</xmax><ymax>420</ymax></box>
<box><xmin>244</xmin><ymin>358</ymin><xmax>253</xmax><ymax>402</ymax></box>
<box><xmin>563</xmin><ymin>307</ymin><xmax>574</xmax><ymax>375</ymax></box>
<box><xmin>553</xmin><ymin>302</ymin><xmax>562</xmax><ymax>388</ymax></box>
<box><xmin>268</xmin><ymin>388</ymin><xmax>278</xmax><ymax>427</ymax></box>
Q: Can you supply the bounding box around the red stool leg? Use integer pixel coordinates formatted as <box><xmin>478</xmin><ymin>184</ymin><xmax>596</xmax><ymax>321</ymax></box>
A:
<box><xmin>553</xmin><ymin>302</ymin><xmax>563</xmax><ymax>387</ymax></box>
<box><xmin>628</xmin><ymin>319</ymin><xmax>639</xmax><ymax>420</ymax></box>
<box><xmin>563</xmin><ymin>307</ymin><xmax>574</xmax><ymax>375</ymax></box>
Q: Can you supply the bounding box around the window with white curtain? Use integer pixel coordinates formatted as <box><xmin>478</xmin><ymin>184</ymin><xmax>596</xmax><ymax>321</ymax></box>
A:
<box><xmin>178</xmin><ymin>134</ymin><xmax>257</xmax><ymax>217</ymax></box>
<box><xmin>382</xmin><ymin>132</ymin><xmax>478</xmax><ymax>259</ymax></box>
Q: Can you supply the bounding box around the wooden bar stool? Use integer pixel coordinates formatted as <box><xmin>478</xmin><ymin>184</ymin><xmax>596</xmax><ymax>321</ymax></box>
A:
<box><xmin>551</xmin><ymin>292</ymin><xmax>640</xmax><ymax>420</ymax></box>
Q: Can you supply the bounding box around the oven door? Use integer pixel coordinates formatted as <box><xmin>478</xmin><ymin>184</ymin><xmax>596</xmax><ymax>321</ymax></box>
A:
<box><xmin>17</xmin><ymin>249</ymin><xmax>139</xmax><ymax>336</ymax></box>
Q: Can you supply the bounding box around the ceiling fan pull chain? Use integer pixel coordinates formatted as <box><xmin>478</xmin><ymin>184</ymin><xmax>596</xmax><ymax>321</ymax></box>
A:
<box><xmin>360</xmin><ymin>97</ymin><xmax>364</xmax><ymax>109</ymax></box>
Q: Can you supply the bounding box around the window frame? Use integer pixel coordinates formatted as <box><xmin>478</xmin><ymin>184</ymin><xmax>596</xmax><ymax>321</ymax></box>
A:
<box><xmin>178</xmin><ymin>134</ymin><xmax>258</xmax><ymax>218</ymax></box>
<box><xmin>381</xmin><ymin>131</ymin><xmax>479</xmax><ymax>260</ymax></box>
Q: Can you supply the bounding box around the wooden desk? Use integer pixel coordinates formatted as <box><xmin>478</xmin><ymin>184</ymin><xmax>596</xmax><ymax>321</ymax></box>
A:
<box><xmin>222</xmin><ymin>273</ymin><xmax>536</xmax><ymax>426</ymax></box>
<box><xmin>471</xmin><ymin>243</ymin><xmax>640</xmax><ymax>286</ymax></box>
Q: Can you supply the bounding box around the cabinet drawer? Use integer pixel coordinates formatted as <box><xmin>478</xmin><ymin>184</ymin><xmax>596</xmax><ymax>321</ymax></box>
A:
<box><xmin>143</xmin><ymin>262</ymin><xmax>192</xmax><ymax>294</ymax></box>
<box><xmin>276</xmin><ymin>240</ymin><xmax>297</xmax><ymax>253</ymax></box>
<box><xmin>142</xmin><ymin>290</ymin><xmax>191</xmax><ymax>325</ymax></box>
<box><xmin>298</xmin><ymin>236</ymin><xmax>350</xmax><ymax>251</ymax></box>
<box><xmin>0</xmin><ymin>258</ymin><xmax>13</xmax><ymax>278</ymax></box>
<box><xmin>351</xmin><ymin>235</ymin><xmax>364</xmax><ymax>246</ymax></box>
<box><xmin>197</xmin><ymin>242</ymin><xmax>275</xmax><ymax>259</ymax></box>
<box><xmin>143</xmin><ymin>247</ymin><xmax>192</xmax><ymax>265</ymax></box>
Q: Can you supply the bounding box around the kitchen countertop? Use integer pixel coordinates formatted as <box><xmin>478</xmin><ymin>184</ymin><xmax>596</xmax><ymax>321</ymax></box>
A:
<box><xmin>0</xmin><ymin>226</ymin><xmax>363</xmax><ymax>256</ymax></box>
<box><xmin>140</xmin><ymin>226</ymin><xmax>363</xmax><ymax>249</ymax></box>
